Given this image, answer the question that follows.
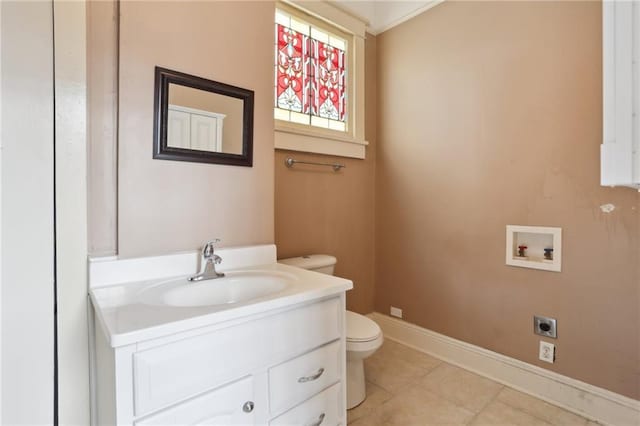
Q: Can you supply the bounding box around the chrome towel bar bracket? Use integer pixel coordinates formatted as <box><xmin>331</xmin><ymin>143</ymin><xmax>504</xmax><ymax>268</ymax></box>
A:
<box><xmin>284</xmin><ymin>157</ymin><xmax>345</xmax><ymax>172</ymax></box>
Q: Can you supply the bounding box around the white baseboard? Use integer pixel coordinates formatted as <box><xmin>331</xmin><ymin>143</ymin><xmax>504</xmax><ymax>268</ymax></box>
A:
<box><xmin>368</xmin><ymin>312</ymin><xmax>640</xmax><ymax>426</ymax></box>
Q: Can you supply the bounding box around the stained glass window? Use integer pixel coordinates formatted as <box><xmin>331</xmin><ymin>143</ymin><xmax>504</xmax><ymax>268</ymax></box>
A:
<box><xmin>275</xmin><ymin>9</ymin><xmax>347</xmax><ymax>132</ymax></box>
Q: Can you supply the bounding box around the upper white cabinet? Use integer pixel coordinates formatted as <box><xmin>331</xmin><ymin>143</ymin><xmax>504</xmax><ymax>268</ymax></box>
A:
<box><xmin>601</xmin><ymin>1</ymin><xmax>640</xmax><ymax>189</ymax></box>
<box><xmin>168</xmin><ymin>104</ymin><xmax>224</xmax><ymax>152</ymax></box>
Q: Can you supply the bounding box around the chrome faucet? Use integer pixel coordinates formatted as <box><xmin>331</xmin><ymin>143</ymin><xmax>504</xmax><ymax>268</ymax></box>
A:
<box><xmin>188</xmin><ymin>239</ymin><xmax>225</xmax><ymax>282</ymax></box>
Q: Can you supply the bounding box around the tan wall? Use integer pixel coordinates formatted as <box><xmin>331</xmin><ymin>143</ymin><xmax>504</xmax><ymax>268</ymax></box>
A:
<box><xmin>117</xmin><ymin>1</ymin><xmax>274</xmax><ymax>257</ymax></box>
<box><xmin>275</xmin><ymin>34</ymin><xmax>377</xmax><ymax>314</ymax></box>
<box><xmin>87</xmin><ymin>0</ymin><xmax>118</xmax><ymax>256</ymax></box>
<box><xmin>169</xmin><ymin>85</ymin><xmax>243</xmax><ymax>154</ymax></box>
<box><xmin>86</xmin><ymin>0</ymin><xmax>639</xmax><ymax>400</ymax></box>
<box><xmin>375</xmin><ymin>1</ymin><xmax>639</xmax><ymax>399</ymax></box>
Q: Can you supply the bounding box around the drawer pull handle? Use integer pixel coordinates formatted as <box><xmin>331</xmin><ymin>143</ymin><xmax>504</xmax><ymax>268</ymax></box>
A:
<box><xmin>242</xmin><ymin>401</ymin><xmax>254</xmax><ymax>413</ymax></box>
<box><xmin>307</xmin><ymin>413</ymin><xmax>325</xmax><ymax>426</ymax></box>
<box><xmin>298</xmin><ymin>367</ymin><xmax>325</xmax><ymax>383</ymax></box>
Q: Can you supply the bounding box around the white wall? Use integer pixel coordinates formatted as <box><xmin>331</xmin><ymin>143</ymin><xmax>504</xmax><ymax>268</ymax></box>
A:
<box><xmin>54</xmin><ymin>1</ymin><xmax>90</xmax><ymax>424</ymax></box>
<box><xmin>1</xmin><ymin>1</ymin><xmax>55</xmax><ymax>424</ymax></box>
<box><xmin>1</xmin><ymin>2</ymin><xmax>3</xmax><ymax>421</ymax></box>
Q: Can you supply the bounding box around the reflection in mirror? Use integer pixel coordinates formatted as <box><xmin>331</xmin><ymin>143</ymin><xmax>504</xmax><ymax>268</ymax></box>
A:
<box><xmin>167</xmin><ymin>84</ymin><xmax>244</xmax><ymax>155</ymax></box>
<box><xmin>153</xmin><ymin>67</ymin><xmax>254</xmax><ymax>166</ymax></box>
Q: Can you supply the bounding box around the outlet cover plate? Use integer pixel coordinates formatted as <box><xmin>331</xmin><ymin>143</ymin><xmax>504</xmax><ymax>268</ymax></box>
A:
<box><xmin>539</xmin><ymin>341</ymin><xmax>555</xmax><ymax>363</ymax></box>
<box><xmin>390</xmin><ymin>306</ymin><xmax>402</xmax><ymax>318</ymax></box>
<box><xmin>534</xmin><ymin>315</ymin><xmax>557</xmax><ymax>338</ymax></box>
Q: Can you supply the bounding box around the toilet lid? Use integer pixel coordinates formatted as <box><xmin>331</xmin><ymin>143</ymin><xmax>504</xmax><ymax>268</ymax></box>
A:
<box><xmin>346</xmin><ymin>311</ymin><xmax>381</xmax><ymax>342</ymax></box>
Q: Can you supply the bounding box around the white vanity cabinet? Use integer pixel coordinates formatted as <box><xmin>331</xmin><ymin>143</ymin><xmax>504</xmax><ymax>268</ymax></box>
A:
<box><xmin>93</xmin><ymin>295</ymin><xmax>347</xmax><ymax>426</ymax></box>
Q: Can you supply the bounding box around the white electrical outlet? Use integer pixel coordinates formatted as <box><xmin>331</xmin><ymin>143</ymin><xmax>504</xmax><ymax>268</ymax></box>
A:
<box><xmin>390</xmin><ymin>306</ymin><xmax>403</xmax><ymax>318</ymax></box>
<box><xmin>539</xmin><ymin>341</ymin><xmax>555</xmax><ymax>363</ymax></box>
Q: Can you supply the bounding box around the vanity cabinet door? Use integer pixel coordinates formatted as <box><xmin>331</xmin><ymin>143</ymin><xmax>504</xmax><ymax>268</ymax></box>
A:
<box><xmin>269</xmin><ymin>340</ymin><xmax>341</xmax><ymax>416</ymax></box>
<box><xmin>270</xmin><ymin>382</ymin><xmax>342</xmax><ymax>426</ymax></box>
<box><xmin>134</xmin><ymin>376</ymin><xmax>255</xmax><ymax>426</ymax></box>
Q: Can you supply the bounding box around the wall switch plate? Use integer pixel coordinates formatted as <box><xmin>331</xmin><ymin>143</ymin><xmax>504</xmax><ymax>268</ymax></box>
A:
<box><xmin>534</xmin><ymin>315</ymin><xmax>557</xmax><ymax>338</ymax></box>
<box><xmin>390</xmin><ymin>306</ymin><xmax>403</xmax><ymax>318</ymax></box>
<box><xmin>539</xmin><ymin>341</ymin><xmax>555</xmax><ymax>363</ymax></box>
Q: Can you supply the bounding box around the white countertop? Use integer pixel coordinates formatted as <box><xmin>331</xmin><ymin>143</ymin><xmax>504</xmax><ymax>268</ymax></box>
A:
<box><xmin>90</xmin><ymin>248</ymin><xmax>353</xmax><ymax>348</ymax></box>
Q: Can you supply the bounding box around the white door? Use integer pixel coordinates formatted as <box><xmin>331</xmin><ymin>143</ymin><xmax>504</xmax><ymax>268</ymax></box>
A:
<box><xmin>168</xmin><ymin>108</ymin><xmax>191</xmax><ymax>149</ymax></box>
<box><xmin>191</xmin><ymin>113</ymin><xmax>221</xmax><ymax>152</ymax></box>
<box><xmin>1</xmin><ymin>1</ymin><xmax>56</xmax><ymax>424</ymax></box>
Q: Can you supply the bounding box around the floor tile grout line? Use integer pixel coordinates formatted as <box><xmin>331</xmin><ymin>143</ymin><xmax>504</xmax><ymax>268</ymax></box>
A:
<box><xmin>413</xmin><ymin>360</ymin><xmax>505</xmax><ymax>415</ymax></box>
<box><xmin>392</xmin><ymin>341</ymin><xmax>591</xmax><ymax>425</ymax></box>
<box><xmin>346</xmin><ymin>382</ymin><xmax>394</xmax><ymax>425</ymax></box>
<box><xmin>364</xmin><ymin>346</ymin><xmax>493</xmax><ymax>423</ymax></box>
<box><xmin>494</xmin><ymin>394</ymin><xmax>577</xmax><ymax>426</ymax></box>
<box><xmin>351</xmin><ymin>382</ymin><xmax>478</xmax><ymax>425</ymax></box>
<box><xmin>365</xmin><ymin>353</ymin><xmax>439</xmax><ymax>397</ymax></box>
<box><xmin>464</xmin><ymin>383</ymin><xmax>505</xmax><ymax>425</ymax></box>
<box><xmin>349</xmin><ymin>386</ymin><xmax>404</xmax><ymax>424</ymax></box>
<box><xmin>359</xmin><ymin>341</ymin><xmax>592</xmax><ymax>426</ymax></box>
<box><xmin>494</xmin><ymin>387</ymin><xmax>593</xmax><ymax>426</ymax></box>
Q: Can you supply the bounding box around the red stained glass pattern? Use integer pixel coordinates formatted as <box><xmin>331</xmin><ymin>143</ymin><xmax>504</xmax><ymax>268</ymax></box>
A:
<box><xmin>276</xmin><ymin>24</ymin><xmax>307</xmax><ymax>113</ymax></box>
<box><xmin>276</xmin><ymin>21</ymin><xmax>346</xmax><ymax>125</ymax></box>
<box><xmin>311</xmin><ymin>39</ymin><xmax>345</xmax><ymax>121</ymax></box>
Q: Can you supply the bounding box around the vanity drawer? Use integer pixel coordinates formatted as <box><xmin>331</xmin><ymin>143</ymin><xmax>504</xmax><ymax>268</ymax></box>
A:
<box><xmin>133</xmin><ymin>297</ymin><xmax>341</xmax><ymax>416</ymax></box>
<box><xmin>269</xmin><ymin>340</ymin><xmax>342</xmax><ymax>415</ymax></box>
<box><xmin>134</xmin><ymin>376</ymin><xmax>254</xmax><ymax>425</ymax></box>
<box><xmin>270</xmin><ymin>382</ymin><xmax>342</xmax><ymax>426</ymax></box>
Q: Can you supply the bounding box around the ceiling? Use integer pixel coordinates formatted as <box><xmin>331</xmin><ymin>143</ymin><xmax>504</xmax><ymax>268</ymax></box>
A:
<box><xmin>332</xmin><ymin>0</ymin><xmax>444</xmax><ymax>35</ymax></box>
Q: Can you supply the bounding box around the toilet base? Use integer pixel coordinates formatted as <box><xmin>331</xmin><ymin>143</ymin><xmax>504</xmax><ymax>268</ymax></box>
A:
<box><xmin>346</xmin><ymin>358</ymin><xmax>366</xmax><ymax>409</ymax></box>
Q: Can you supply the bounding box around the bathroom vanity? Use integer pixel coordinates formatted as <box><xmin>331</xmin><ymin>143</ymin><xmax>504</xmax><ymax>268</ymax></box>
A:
<box><xmin>89</xmin><ymin>245</ymin><xmax>352</xmax><ymax>425</ymax></box>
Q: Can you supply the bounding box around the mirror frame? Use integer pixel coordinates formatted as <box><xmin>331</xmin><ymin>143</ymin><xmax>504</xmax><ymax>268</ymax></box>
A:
<box><xmin>153</xmin><ymin>66</ymin><xmax>254</xmax><ymax>166</ymax></box>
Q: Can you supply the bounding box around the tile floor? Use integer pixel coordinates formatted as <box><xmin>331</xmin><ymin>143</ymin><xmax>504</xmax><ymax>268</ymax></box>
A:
<box><xmin>348</xmin><ymin>340</ymin><xmax>598</xmax><ymax>426</ymax></box>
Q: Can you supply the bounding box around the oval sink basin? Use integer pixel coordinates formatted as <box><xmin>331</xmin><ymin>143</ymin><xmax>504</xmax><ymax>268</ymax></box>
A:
<box><xmin>138</xmin><ymin>270</ymin><xmax>295</xmax><ymax>307</ymax></box>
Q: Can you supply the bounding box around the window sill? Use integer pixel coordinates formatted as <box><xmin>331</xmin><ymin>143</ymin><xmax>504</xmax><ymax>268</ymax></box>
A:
<box><xmin>275</xmin><ymin>126</ymin><xmax>368</xmax><ymax>159</ymax></box>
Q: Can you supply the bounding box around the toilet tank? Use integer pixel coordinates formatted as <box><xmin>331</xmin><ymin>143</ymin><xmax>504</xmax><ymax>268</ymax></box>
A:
<box><xmin>278</xmin><ymin>254</ymin><xmax>337</xmax><ymax>275</ymax></box>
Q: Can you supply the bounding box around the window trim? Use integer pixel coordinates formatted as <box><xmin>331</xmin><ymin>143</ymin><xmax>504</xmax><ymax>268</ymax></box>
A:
<box><xmin>274</xmin><ymin>0</ymin><xmax>368</xmax><ymax>159</ymax></box>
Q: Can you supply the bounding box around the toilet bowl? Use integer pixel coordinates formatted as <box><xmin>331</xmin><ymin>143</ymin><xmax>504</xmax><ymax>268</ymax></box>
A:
<box><xmin>278</xmin><ymin>255</ymin><xmax>383</xmax><ymax>409</ymax></box>
<box><xmin>345</xmin><ymin>310</ymin><xmax>383</xmax><ymax>408</ymax></box>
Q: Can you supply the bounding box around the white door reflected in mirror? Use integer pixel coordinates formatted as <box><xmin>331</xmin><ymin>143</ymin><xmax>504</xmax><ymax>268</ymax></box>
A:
<box><xmin>167</xmin><ymin>83</ymin><xmax>243</xmax><ymax>155</ymax></box>
<box><xmin>167</xmin><ymin>105</ymin><xmax>224</xmax><ymax>152</ymax></box>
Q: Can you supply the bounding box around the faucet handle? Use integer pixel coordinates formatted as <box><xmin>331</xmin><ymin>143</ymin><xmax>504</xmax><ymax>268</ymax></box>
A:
<box><xmin>202</xmin><ymin>239</ymin><xmax>221</xmax><ymax>258</ymax></box>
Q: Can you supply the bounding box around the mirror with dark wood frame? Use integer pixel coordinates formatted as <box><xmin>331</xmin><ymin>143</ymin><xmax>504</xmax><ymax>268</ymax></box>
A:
<box><xmin>153</xmin><ymin>66</ymin><xmax>254</xmax><ymax>166</ymax></box>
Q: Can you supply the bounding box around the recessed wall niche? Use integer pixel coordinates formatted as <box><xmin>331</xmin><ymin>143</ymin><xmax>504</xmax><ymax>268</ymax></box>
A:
<box><xmin>506</xmin><ymin>225</ymin><xmax>562</xmax><ymax>272</ymax></box>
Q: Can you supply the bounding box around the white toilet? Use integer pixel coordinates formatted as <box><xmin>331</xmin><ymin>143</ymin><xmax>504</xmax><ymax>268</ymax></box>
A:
<box><xmin>279</xmin><ymin>254</ymin><xmax>383</xmax><ymax>409</ymax></box>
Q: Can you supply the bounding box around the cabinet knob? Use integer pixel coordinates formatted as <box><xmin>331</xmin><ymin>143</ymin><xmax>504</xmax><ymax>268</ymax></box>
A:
<box><xmin>242</xmin><ymin>401</ymin><xmax>254</xmax><ymax>413</ymax></box>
